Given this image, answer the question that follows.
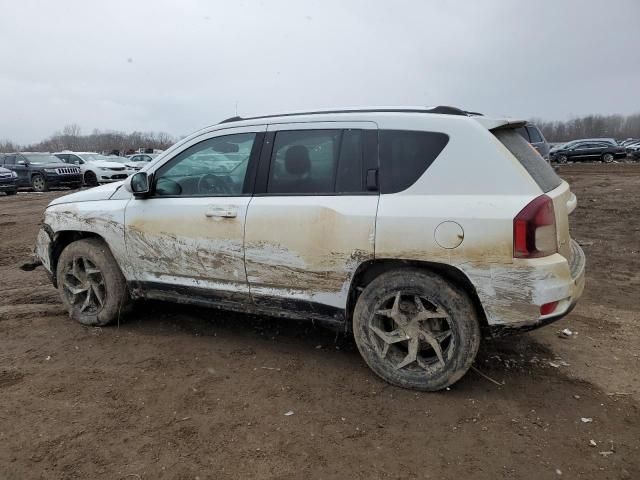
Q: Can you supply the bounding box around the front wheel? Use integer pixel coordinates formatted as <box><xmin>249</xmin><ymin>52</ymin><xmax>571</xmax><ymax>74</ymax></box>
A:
<box><xmin>5</xmin><ymin>189</ymin><xmax>17</xmax><ymax>196</ymax></box>
<box><xmin>31</xmin><ymin>173</ymin><xmax>48</xmax><ymax>192</ymax></box>
<box><xmin>352</xmin><ymin>269</ymin><xmax>481</xmax><ymax>391</ymax></box>
<box><xmin>84</xmin><ymin>171</ymin><xmax>98</xmax><ymax>187</ymax></box>
<box><xmin>556</xmin><ymin>155</ymin><xmax>568</xmax><ymax>164</ymax></box>
<box><xmin>56</xmin><ymin>238</ymin><xmax>131</xmax><ymax>326</ymax></box>
<box><xmin>602</xmin><ymin>153</ymin><xmax>614</xmax><ymax>163</ymax></box>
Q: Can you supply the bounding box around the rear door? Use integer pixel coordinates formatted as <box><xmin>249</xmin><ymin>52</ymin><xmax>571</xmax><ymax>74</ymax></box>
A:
<box><xmin>124</xmin><ymin>125</ymin><xmax>265</xmax><ymax>302</ymax></box>
<box><xmin>244</xmin><ymin>121</ymin><xmax>379</xmax><ymax>318</ymax></box>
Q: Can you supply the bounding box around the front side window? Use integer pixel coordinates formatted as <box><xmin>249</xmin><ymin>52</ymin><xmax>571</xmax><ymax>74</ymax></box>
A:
<box><xmin>154</xmin><ymin>132</ymin><xmax>256</xmax><ymax>197</ymax></box>
<box><xmin>3</xmin><ymin>155</ymin><xmax>15</xmax><ymax>165</ymax></box>
<box><xmin>267</xmin><ymin>130</ymin><xmax>341</xmax><ymax>194</ymax></box>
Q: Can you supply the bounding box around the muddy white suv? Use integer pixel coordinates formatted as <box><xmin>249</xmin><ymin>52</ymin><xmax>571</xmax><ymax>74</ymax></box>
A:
<box><xmin>31</xmin><ymin>107</ymin><xmax>585</xmax><ymax>391</ymax></box>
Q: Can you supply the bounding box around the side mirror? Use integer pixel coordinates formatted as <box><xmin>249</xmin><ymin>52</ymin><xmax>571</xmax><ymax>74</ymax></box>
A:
<box><xmin>126</xmin><ymin>172</ymin><xmax>150</xmax><ymax>196</ymax></box>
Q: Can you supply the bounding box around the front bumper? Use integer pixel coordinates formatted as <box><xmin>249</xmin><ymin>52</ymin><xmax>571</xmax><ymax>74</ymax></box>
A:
<box><xmin>0</xmin><ymin>181</ymin><xmax>18</xmax><ymax>191</ymax></box>
<box><xmin>45</xmin><ymin>174</ymin><xmax>83</xmax><ymax>187</ymax></box>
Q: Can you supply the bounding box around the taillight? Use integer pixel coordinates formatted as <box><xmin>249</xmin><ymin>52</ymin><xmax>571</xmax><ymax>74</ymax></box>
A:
<box><xmin>513</xmin><ymin>194</ymin><xmax>557</xmax><ymax>258</ymax></box>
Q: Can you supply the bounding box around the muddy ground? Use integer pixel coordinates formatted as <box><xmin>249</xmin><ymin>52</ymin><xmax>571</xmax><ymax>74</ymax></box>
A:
<box><xmin>0</xmin><ymin>163</ymin><xmax>638</xmax><ymax>479</ymax></box>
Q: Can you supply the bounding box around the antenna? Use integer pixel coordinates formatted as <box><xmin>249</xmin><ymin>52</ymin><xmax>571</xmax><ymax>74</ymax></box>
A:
<box><xmin>235</xmin><ymin>101</ymin><xmax>238</xmax><ymax>116</ymax></box>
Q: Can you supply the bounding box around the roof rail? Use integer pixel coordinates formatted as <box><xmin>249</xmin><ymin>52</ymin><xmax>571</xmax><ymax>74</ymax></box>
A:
<box><xmin>217</xmin><ymin>106</ymin><xmax>481</xmax><ymax>124</ymax></box>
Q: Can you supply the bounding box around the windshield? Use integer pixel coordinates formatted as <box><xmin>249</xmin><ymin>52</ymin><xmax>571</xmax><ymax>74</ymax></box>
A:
<box><xmin>25</xmin><ymin>154</ymin><xmax>61</xmax><ymax>164</ymax></box>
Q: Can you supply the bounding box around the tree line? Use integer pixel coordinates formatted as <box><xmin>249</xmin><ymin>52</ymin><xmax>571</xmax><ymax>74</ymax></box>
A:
<box><xmin>0</xmin><ymin>124</ymin><xmax>176</xmax><ymax>154</ymax></box>
<box><xmin>531</xmin><ymin>113</ymin><xmax>640</xmax><ymax>143</ymax></box>
<box><xmin>2</xmin><ymin>114</ymin><xmax>640</xmax><ymax>153</ymax></box>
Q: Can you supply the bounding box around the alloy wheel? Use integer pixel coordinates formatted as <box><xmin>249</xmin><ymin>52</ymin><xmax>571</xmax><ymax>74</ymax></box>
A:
<box><xmin>61</xmin><ymin>256</ymin><xmax>106</xmax><ymax>314</ymax></box>
<box><xmin>32</xmin><ymin>175</ymin><xmax>45</xmax><ymax>192</ymax></box>
<box><xmin>367</xmin><ymin>292</ymin><xmax>454</xmax><ymax>371</ymax></box>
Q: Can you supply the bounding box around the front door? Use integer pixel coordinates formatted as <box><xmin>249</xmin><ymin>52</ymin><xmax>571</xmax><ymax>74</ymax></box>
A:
<box><xmin>125</xmin><ymin>126</ymin><xmax>265</xmax><ymax>303</ymax></box>
<box><xmin>244</xmin><ymin>122</ymin><xmax>379</xmax><ymax>319</ymax></box>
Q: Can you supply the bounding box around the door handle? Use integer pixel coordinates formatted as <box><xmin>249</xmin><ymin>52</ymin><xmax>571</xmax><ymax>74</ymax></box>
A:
<box><xmin>205</xmin><ymin>206</ymin><xmax>237</xmax><ymax>218</ymax></box>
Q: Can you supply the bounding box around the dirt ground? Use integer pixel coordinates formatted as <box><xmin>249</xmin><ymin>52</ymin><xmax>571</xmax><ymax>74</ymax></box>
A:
<box><xmin>1</xmin><ymin>163</ymin><xmax>639</xmax><ymax>480</ymax></box>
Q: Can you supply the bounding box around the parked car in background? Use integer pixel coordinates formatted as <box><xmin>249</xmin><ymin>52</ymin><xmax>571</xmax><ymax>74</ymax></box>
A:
<box><xmin>516</xmin><ymin>123</ymin><xmax>550</xmax><ymax>161</ymax></box>
<box><xmin>0</xmin><ymin>153</ymin><xmax>82</xmax><ymax>192</ymax></box>
<box><xmin>624</xmin><ymin>140</ymin><xmax>640</xmax><ymax>154</ymax></box>
<box><xmin>0</xmin><ymin>166</ymin><xmax>18</xmax><ymax>195</ymax></box>
<box><xmin>126</xmin><ymin>153</ymin><xmax>158</xmax><ymax>170</ymax></box>
<box><xmin>31</xmin><ymin>106</ymin><xmax>585</xmax><ymax>391</ymax></box>
<box><xmin>54</xmin><ymin>151</ymin><xmax>131</xmax><ymax>186</ymax></box>
<box><xmin>550</xmin><ymin>139</ymin><xmax>626</xmax><ymax>163</ymax></box>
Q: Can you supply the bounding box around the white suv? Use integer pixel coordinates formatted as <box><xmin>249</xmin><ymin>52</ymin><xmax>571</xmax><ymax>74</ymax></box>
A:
<box><xmin>54</xmin><ymin>151</ymin><xmax>132</xmax><ymax>186</ymax></box>
<box><xmin>32</xmin><ymin>107</ymin><xmax>585</xmax><ymax>391</ymax></box>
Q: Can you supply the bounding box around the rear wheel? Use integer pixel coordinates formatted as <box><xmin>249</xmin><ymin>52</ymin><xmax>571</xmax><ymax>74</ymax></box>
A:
<box><xmin>31</xmin><ymin>173</ymin><xmax>48</xmax><ymax>192</ymax></box>
<box><xmin>556</xmin><ymin>154</ymin><xmax>568</xmax><ymax>164</ymax></box>
<box><xmin>56</xmin><ymin>238</ymin><xmax>131</xmax><ymax>326</ymax></box>
<box><xmin>84</xmin><ymin>171</ymin><xmax>98</xmax><ymax>187</ymax></box>
<box><xmin>352</xmin><ymin>269</ymin><xmax>481</xmax><ymax>391</ymax></box>
<box><xmin>602</xmin><ymin>153</ymin><xmax>614</xmax><ymax>163</ymax></box>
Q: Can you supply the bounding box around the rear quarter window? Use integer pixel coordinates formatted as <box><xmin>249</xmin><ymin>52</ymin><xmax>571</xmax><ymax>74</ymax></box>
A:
<box><xmin>379</xmin><ymin>130</ymin><xmax>449</xmax><ymax>194</ymax></box>
<box><xmin>494</xmin><ymin>128</ymin><xmax>562</xmax><ymax>192</ymax></box>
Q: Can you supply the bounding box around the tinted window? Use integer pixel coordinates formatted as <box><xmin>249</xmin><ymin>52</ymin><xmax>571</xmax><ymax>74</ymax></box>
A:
<box><xmin>494</xmin><ymin>129</ymin><xmax>562</xmax><ymax>193</ymax></box>
<box><xmin>335</xmin><ymin>129</ymin><xmax>365</xmax><ymax>193</ymax></box>
<box><xmin>3</xmin><ymin>155</ymin><xmax>15</xmax><ymax>165</ymax></box>
<box><xmin>267</xmin><ymin>130</ymin><xmax>341</xmax><ymax>194</ymax></box>
<box><xmin>379</xmin><ymin>130</ymin><xmax>449</xmax><ymax>194</ymax></box>
<box><xmin>527</xmin><ymin>126</ymin><xmax>543</xmax><ymax>143</ymax></box>
<box><xmin>516</xmin><ymin>127</ymin><xmax>529</xmax><ymax>141</ymax></box>
<box><xmin>154</xmin><ymin>133</ymin><xmax>256</xmax><ymax>197</ymax></box>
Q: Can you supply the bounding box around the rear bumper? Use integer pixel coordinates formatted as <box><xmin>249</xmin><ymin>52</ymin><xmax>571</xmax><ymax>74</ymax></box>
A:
<box><xmin>460</xmin><ymin>240</ymin><xmax>586</xmax><ymax>335</ymax></box>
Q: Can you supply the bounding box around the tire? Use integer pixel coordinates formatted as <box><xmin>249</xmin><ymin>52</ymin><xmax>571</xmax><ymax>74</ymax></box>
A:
<box><xmin>557</xmin><ymin>155</ymin><xmax>568</xmax><ymax>164</ymax></box>
<box><xmin>31</xmin><ymin>173</ymin><xmax>49</xmax><ymax>192</ymax></box>
<box><xmin>5</xmin><ymin>189</ymin><xmax>17</xmax><ymax>196</ymax></box>
<box><xmin>352</xmin><ymin>269</ymin><xmax>481</xmax><ymax>391</ymax></box>
<box><xmin>56</xmin><ymin>238</ymin><xmax>131</xmax><ymax>326</ymax></box>
<box><xmin>602</xmin><ymin>153</ymin><xmax>614</xmax><ymax>163</ymax></box>
<box><xmin>84</xmin><ymin>171</ymin><xmax>98</xmax><ymax>187</ymax></box>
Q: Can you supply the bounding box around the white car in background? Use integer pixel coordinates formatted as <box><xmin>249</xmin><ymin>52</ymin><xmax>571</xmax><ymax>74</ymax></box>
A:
<box><xmin>123</xmin><ymin>153</ymin><xmax>159</xmax><ymax>171</ymax></box>
<box><xmin>54</xmin><ymin>151</ymin><xmax>131</xmax><ymax>186</ymax></box>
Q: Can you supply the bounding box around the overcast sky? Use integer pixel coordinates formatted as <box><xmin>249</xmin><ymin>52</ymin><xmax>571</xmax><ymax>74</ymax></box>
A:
<box><xmin>1</xmin><ymin>0</ymin><xmax>638</xmax><ymax>144</ymax></box>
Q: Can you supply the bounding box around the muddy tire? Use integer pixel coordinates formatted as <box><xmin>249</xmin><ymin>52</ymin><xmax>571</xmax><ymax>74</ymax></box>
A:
<box><xmin>31</xmin><ymin>173</ymin><xmax>48</xmax><ymax>192</ymax></box>
<box><xmin>84</xmin><ymin>171</ymin><xmax>98</xmax><ymax>187</ymax></box>
<box><xmin>56</xmin><ymin>238</ymin><xmax>130</xmax><ymax>326</ymax></box>
<box><xmin>352</xmin><ymin>269</ymin><xmax>481</xmax><ymax>391</ymax></box>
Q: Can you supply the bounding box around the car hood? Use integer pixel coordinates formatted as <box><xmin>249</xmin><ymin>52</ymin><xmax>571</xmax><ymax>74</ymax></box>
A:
<box><xmin>30</xmin><ymin>162</ymin><xmax>78</xmax><ymax>169</ymax></box>
<box><xmin>88</xmin><ymin>160</ymin><xmax>128</xmax><ymax>168</ymax></box>
<box><xmin>48</xmin><ymin>181</ymin><xmax>127</xmax><ymax>206</ymax></box>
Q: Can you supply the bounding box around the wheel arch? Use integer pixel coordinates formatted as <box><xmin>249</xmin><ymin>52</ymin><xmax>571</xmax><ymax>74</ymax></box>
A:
<box><xmin>49</xmin><ymin>230</ymin><xmax>108</xmax><ymax>287</ymax></box>
<box><xmin>346</xmin><ymin>259</ymin><xmax>489</xmax><ymax>333</ymax></box>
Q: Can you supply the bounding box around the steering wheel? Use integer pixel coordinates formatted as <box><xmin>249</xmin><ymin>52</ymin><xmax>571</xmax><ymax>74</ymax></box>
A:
<box><xmin>197</xmin><ymin>174</ymin><xmax>232</xmax><ymax>195</ymax></box>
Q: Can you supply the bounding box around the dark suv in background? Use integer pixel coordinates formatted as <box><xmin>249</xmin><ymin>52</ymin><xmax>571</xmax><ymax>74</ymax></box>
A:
<box><xmin>517</xmin><ymin>123</ymin><xmax>550</xmax><ymax>161</ymax></box>
<box><xmin>0</xmin><ymin>153</ymin><xmax>82</xmax><ymax>192</ymax></box>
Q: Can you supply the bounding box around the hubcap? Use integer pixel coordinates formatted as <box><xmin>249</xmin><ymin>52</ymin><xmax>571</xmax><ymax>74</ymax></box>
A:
<box><xmin>368</xmin><ymin>292</ymin><xmax>453</xmax><ymax>371</ymax></box>
<box><xmin>62</xmin><ymin>256</ymin><xmax>106</xmax><ymax>314</ymax></box>
<box><xmin>33</xmin><ymin>176</ymin><xmax>44</xmax><ymax>190</ymax></box>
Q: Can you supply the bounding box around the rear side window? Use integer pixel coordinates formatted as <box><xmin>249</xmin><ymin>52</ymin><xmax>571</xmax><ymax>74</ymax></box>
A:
<box><xmin>494</xmin><ymin>129</ymin><xmax>562</xmax><ymax>192</ymax></box>
<box><xmin>379</xmin><ymin>130</ymin><xmax>449</xmax><ymax>194</ymax></box>
<box><xmin>527</xmin><ymin>126</ymin><xmax>543</xmax><ymax>143</ymax></box>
